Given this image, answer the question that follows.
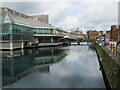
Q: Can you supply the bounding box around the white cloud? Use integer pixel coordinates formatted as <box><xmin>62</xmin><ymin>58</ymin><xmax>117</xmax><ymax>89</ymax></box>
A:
<box><xmin>59</xmin><ymin>16</ymin><xmax>80</xmax><ymax>31</ymax></box>
<box><xmin>2</xmin><ymin>0</ymin><xmax>119</xmax><ymax>33</ymax></box>
<box><xmin>40</xmin><ymin>2</ymin><xmax>72</xmax><ymax>24</ymax></box>
<box><xmin>47</xmin><ymin>1</ymin><xmax>118</xmax><ymax>33</ymax></box>
<box><xmin>79</xmin><ymin>2</ymin><xmax>118</xmax><ymax>23</ymax></box>
<box><xmin>75</xmin><ymin>2</ymin><xmax>118</xmax><ymax>33</ymax></box>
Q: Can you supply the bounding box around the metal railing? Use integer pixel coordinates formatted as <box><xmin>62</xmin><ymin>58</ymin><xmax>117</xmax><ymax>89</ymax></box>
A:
<box><xmin>97</xmin><ymin>42</ymin><xmax>120</xmax><ymax>60</ymax></box>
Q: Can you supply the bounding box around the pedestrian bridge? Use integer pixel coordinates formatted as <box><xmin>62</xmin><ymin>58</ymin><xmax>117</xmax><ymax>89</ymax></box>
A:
<box><xmin>70</xmin><ymin>42</ymin><xmax>89</xmax><ymax>45</ymax></box>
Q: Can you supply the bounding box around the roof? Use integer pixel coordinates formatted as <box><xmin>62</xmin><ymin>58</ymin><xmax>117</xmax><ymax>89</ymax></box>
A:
<box><xmin>19</xmin><ymin>16</ymin><xmax>52</xmax><ymax>27</ymax></box>
<box><xmin>0</xmin><ymin>7</ymin><xmax>53</xmax><ymax>28</ymax></box>
<box><xmin>32</xmin><ymin>14</ymin><xmax>49</xmax><ymax>17</ymax></box>
<box><xmin>31</xmin><ymin>14</ymin><xmax>49</xmax><ymax>24</ymax></box>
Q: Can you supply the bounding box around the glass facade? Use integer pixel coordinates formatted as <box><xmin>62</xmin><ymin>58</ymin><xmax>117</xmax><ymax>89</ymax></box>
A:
<box><xmin>0</xmin><ymin>24</ymin><xmax>10</xmax><ymax>41</ymax></box>
<box><xmin>0</xmin><ymin>11</ymin><xmax>34</xmax><ymax>42</ymax></box>
<box><xmin>33</xmin><ymin>28</ymin><xmax>54</xmax><ymax>34</ymax></box>
<box><xmin>0</xmin><ymin>8</ymin><xmax>63</xmax><ymax>45</ymax></box>
<box><xmin>12</xmin><ymin>24</ymin><xmax>33</xmax><ymax>41</ymax></box>
<box><xmin>39</xmin><ymin>37</ymin><xmax>52</xmax><ymax>43</ymax></box>
<box><xmin>1</xmin><ymin>24</ymin><xmax>33</xmax><ymax>41</ymax></box>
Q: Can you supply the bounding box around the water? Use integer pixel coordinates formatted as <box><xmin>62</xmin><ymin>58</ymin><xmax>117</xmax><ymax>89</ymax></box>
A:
<box><xmin>2</xmin><ymin>43</ymin><xmax>105</xmax><ymax>88</ymax></box>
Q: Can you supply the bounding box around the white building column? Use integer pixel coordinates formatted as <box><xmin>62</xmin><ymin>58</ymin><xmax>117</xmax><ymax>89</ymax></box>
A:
<box><xmin>21</xmin><ymin>41</ymin><xmax>24</xmax><ymax>49</ymax></box>
<box><xmin>9</xmin><ymin>24</ymin><xmax>13</xmax><ymax>50</ymax></box>
<box><xmin>35</xmin><ymin>37</ymin><xmax>39</xmax><ymax>43</ymax></box>
<box><xmin>29</xmin><ymin>41</ymin><xmax>32</xmax><ymax>45</ymax></box>
<box><xmin>10</xmin><ymin>50</ymin><xmax>13</xmax><ymax>55</ymax></box>
<box><xmin>51</xmin><ymin>37</ymin><xmax>53</xmax><ymax>43</ymax></box>
<box><xmin>10</xmin><ymin>42</ymin><xmax>13</xmax><ymax>50</ymax></box>
<box><xmin>22</xmin><ymin>49</ymin><xmax>24</xmax><ymax>56</ymax></box>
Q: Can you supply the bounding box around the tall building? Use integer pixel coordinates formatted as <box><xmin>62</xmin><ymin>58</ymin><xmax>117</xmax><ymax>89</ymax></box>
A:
<box><xmin>88</xmin><ymin>30</ymin><xmax>99</xmax><ymax>40</ymax></box>
<box><xmin>110</xmin><ymin>25</ymin><xmax>118</xmax><ymax>41</ymax></box>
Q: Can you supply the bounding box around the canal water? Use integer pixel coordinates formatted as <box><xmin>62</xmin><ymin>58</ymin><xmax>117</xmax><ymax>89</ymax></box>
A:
<box><xmin>2</xmin><ymin>43</ymin><xmax>105</xmax><ymax>88</ymax></box>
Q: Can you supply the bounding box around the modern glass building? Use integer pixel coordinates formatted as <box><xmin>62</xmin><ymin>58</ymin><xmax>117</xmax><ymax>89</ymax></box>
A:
<box><xmin>0</xmin><ymin>7</ymin><xmax>65</xmax><ymax>50</ymax></box>
<box><xmin>0</xmin><ymin>7</ymin><xmax>35</xmax><ymax>50</ymax></box>
<box><xmin>0</xmin><ymin>7</ymin><xmax>80</xmax><ymax>50</ymax></box>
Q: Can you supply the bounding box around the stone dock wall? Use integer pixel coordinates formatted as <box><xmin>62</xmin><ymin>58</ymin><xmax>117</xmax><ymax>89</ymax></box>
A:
<box><xmin>92</xmin><ymin>41</ymin><xmax>120</xmax><ymax>89</ymax></box>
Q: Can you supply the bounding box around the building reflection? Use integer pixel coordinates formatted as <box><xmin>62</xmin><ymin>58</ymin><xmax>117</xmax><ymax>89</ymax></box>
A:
<box><xmin>88</xmin><ymin>45</ymin><xmax>96</xmax><ymax>52</ymax></box>
<box><xmin>2</xmin><ymin>48</ymin><xmax>69</xmax><ymax>87</ymax></box>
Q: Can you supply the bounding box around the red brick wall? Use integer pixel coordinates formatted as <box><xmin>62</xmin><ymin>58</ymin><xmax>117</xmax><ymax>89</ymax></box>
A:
<box><xmin>110</xmin><ymin>25</ymin><xmax>118</xmax><ymax>41</ymax></box>
<box><xmin>89</xmin><ymin>31</ymin><xmax>99</xmax><ymax>40</ymax></box>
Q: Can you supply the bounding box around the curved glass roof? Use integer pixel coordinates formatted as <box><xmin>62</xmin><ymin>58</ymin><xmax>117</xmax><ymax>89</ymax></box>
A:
<box><xmin>1</xmin><ymin>8</ymin><xmax>53</xmax><ymax>28</ymax></box>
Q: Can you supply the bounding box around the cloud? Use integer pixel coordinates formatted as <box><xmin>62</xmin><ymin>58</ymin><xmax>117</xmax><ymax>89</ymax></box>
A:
<box><xmin>59</xmin><ymin>16</ymin><xmax>80</xmax><ymax>31</ymax></box>
<box><xmin>79</xmin><ymin>2</ymin><xmax>118</xmax><ymax>23</ymax></box>
<box><xmin>80</xmin><ymin>2</ymin><xmax>118</xmax><ymax>29</ymax></box>
<box><xmin>3</xmin><ymin>2</ymin><xmax>43</xmax><ymax>15</ymax></box>
<box><xmin>40</xmin><ymin>2</ymin><xmax>72</xmax><ymax>23</ymax></box>
<box><xmin>2</xmin><ymin>1</ymin><xmax>119</xmax><ymax>33</ymax></box>
<box><xmin>76</xmin><ymin>2</ymin><xmax>118</xmax><ymax>32</ymax></box>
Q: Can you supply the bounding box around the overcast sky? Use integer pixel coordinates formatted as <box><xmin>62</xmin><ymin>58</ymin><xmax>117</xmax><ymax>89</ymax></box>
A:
<box><xmin>0</xmin><ymin>0</ymin><xmax>119</xmax><ymax>33</ymax></box>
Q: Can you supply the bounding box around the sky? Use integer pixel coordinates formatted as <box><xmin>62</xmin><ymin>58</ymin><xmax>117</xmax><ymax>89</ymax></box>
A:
<box><xmin>0</xmin><ymin>0</ymin><xmax>119</xmax><ymax>33</ymax></box>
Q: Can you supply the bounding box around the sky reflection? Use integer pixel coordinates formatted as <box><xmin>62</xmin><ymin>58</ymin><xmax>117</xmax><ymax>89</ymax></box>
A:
<box><xmin>5</xmin><ymin>45</ymin><xmax>105</xmax><ymax>88</ymax></box>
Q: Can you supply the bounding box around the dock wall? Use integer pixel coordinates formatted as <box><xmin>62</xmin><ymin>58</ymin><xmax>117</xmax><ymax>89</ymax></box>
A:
<box><xmin>92</xmin><ymin>41</ymin><xmax>120</xmax><ymax>89</ymax></box>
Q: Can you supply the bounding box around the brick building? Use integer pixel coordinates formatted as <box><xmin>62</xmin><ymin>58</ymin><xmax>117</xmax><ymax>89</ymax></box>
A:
<box><xmin>88</xmin><ymin>30</ymin><xmax>99</xmax><ymax>40</ymax></box>
<box><xmin>110</xmin><ymin>25</ymin><xmax>118</xmax><ymax>41</ymax></box>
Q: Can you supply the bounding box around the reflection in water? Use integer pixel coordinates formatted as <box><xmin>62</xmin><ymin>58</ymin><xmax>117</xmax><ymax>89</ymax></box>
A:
<box><xmin>2</xmin><ymin>47</ymin><xmax>69</xmax><ymax>87</ymax></box>
<box><xmin>2</xmin><ymin>44</ymin><xmax>105</xmax><ymax>88</ymax></box>
<box><xmin>88</xmin><ymin>45</ymin><xmax>96</xmax><ymax>52</ymax></box>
